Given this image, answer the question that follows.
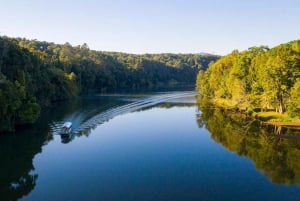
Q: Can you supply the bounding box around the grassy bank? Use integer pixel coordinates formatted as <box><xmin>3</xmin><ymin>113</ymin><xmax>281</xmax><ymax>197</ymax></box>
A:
<box><xmin>208</xmin><ymin>97</ymin><xmax>300</xmax><ymax>126</ymax></box>
<box><xmin>255</xmin><ymin>111</ymin><xmax>300</xmax><ymax>126</ymax></box>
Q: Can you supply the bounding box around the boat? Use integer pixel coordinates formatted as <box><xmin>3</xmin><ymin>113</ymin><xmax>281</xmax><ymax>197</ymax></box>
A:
<box><xmin>61</xmin><ymin>122</ymin><xmax>72</xmax><ymax>134</ymax></box>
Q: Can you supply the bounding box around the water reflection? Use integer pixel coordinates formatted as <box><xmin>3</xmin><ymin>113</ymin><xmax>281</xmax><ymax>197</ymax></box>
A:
<box><xmin>50</xmin><ymin>91</ymin><xmax>197</xmax><ymax>143</ymax></box>
<box><xmin>3</xmin><ymin>92</ymin><xmax>300</xmax><ymax>201</ymax></box>
<box><xmin>196</xmin><ymin>99</ymin><xmax>300</xmax><ymax>185</ymax></box>
<box><xmin>0</xmin><ymin>92</ymin><xmax>197</xmax><ymax>201</ymax></box>
<box><xmin>0</xmin><ymin>96</ymin><xmax>124</xmax><ymax>201</ymax></box>
<box><xmin>60</xmin><ymin>133</ymin><xmax>76</xmax><ymax>144</ymax></box>
<box><xmin>0</xmin><ymin>128</ymin><xmax>45</xmax><ymax>201</ymax></box>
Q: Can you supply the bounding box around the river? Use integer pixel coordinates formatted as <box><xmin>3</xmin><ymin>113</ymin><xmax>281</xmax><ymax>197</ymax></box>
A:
<box><xmin>1</xmin><ymin>90</ymin><xmax>300</xmax><ymax>201</ymax></box>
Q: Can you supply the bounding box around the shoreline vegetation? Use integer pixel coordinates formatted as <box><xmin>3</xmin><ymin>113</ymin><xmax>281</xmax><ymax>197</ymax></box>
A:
<box><xmin>203</xmin><ymin>97</ymin><xmax>300</xmax><ymax>128</ymax></box>
<box><xmin>257</xmin><ymin>112</ymin><xmax>300</xmax><ymax>127</ymax></box>
<box><xmin>196</xmin><ymin>40</ymin><xmax>300</xmax><ymax>128</ymax></box>
<box><xmin>2</xmin><ymin>35</ymin><xmax>300</xmax><ymax>133</ymax></box>
<box><xmin>0</xmin><ymin>35</ymin><xmax>219</xmax><ymax>132</ymax></box>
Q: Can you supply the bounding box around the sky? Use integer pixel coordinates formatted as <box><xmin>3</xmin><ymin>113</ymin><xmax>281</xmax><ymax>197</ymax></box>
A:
<box><xmin>0</xmin><ymin>0</ymin><xmax>299</xmax><ymax>55</ymax></box>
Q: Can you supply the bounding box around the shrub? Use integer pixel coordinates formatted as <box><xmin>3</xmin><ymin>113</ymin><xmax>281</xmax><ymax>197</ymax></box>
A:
<box><xmin>287</xmin><ymin>102</ymin><xmax>298</xmax><ymax>118</ymax></box>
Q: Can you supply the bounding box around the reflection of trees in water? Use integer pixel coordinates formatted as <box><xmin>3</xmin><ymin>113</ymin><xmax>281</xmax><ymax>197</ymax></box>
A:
<box><xmin>3</xmin><ymin>173</ymin><xmax>38</xmax><ymax>201</ymax></box>
<box><xmin>0</xmin><ymin>129</ymin><xmax>46</xmax><ymax>201</ymax></box>
<box><xmin>197</xmin><ymin>101</ymin><xmax>300</xmax><ymax>185</ymax></box>
<box><xmin>0</xmin><ymin>97</ymin><xmax>106</xmax><ymax>200</ymax></box>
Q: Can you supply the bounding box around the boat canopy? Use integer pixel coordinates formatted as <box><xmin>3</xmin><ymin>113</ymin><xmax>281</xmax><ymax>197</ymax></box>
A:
<box><xmin>62</xmin><ymin>122</ymin><xmax>72</xmax><ymax>128</ymax></box>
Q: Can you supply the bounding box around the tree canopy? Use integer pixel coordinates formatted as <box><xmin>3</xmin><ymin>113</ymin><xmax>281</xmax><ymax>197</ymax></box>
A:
<box><xmin>196</xmin><ymin>40</ymin><xmax>300</xmax><ymax>116</ymax></box>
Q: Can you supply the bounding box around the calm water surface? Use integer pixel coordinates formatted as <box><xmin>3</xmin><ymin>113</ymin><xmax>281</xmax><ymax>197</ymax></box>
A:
<box><xmin>1</xmin><ymin>91</ymin><xmax>300</xmax><ymax>201</ymax></box>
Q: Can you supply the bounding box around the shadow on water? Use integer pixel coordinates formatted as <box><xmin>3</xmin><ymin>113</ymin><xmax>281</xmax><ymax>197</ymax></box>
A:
<box><xmin>196</xmin><ymin>98</ymin><xmax>300</xmax><ymax>185</ymax></box>
<box><xmin>0</xmin><ymin>95</ymin><xmax>125</xmax><ymax>201</ymax></box>
<box><xmin>0</xmin><ymin>116</ymin><xmax>52</xmax><ymax>201</ymax></box>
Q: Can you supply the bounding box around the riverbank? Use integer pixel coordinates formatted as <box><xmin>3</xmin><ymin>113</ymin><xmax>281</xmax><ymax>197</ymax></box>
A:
<box><xmin>256</xmin><ymin>111</ymin><xmax>300</xmax><ymax>127</ymax></box>
<box><xmin>197</xmin><ymin>96</ymin><xmax>300</xmax><ymax>128</ymax></box>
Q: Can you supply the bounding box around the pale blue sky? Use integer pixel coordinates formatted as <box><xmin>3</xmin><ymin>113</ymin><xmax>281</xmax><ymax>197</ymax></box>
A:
<box><xmin>0</xmin><ymin>0</ymin><xmax>299</xmax><ymax>55</ymax></box>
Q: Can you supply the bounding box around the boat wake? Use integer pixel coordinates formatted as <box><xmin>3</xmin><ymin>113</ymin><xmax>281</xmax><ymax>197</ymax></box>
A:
<box><xmin>49</xmin><ymin>91</ymin><xmax>198</xmax><ymax>139</ymax></box>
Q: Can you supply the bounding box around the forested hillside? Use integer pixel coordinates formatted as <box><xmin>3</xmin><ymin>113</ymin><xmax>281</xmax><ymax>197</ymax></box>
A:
<box><xmin>196</xmin><ymin>40</ymin><xmax>300</xmax><ymax>116</ymax></box>
<box><xmin>0</xmin><ymin>36</ymin><xmax>219</xmax><ymax>132</ymax></box>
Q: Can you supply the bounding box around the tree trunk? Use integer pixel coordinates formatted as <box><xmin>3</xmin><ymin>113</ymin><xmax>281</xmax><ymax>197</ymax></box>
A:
<box><xmin>278</xmin><ymin>91</ymin><xmax>285</xmax><ymax>114</ymax></box>
<box><xmin>278</xmin><ymin>103</ymin><xmax>283</xmax><ymax>114</ymax></box>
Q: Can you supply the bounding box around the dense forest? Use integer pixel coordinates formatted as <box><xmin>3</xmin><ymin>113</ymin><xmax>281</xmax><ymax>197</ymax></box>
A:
<box><xmin>196</xmin><ymin>40</ymin><xmax>300</xmax><ymax>117</ymax></box>
<box><xmin>0</xmin><ymin>36</ymin><xmax>219</xmax><ymax>132</ymax></box>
